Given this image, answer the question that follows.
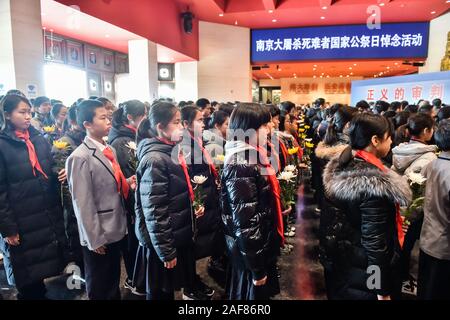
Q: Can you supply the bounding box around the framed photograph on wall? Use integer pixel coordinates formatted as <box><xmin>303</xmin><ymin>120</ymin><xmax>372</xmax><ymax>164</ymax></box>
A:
<box><xmin>158</xmin><ymin>63</ymin><xmax>174</xmax><ymax>81</ymax></box>
<box><xmin>86</xmin><ymin>45</ymin><xmax>102</xmax><ymax>71</ymax></box>
<box><xmin>115</xmin><ymin>53</ymin><xmax>129</xmax><ymax>74</ymax></box>
<box><xmin>66</xmin><ymin>40</ymin><xmax>84</xmax><ymax>68</ymax></box>
<box><xmin>102</xmin><ymin>50</ymin><xmax>115</xmax><ymax>73</ymax></box>
<box><xmin>102</xmin><ymin>72</ymin><xmax>115</xmax><ymax>102</ymax></box>
<box><xmin>44</xmin><ymin>34</ymin><xmax>66</xmax><ymax>63</ymax></box>
<box><xmin>87</xmin><ymin>71</ymin><xmax>101</xmax><ymax>97</ymax></box>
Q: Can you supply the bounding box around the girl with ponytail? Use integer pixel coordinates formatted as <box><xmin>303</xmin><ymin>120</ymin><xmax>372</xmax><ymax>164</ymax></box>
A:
<box><xmin>134</xmin><ymin>102</ymin><xmax>201</xmax><ymax>300</ymax></box>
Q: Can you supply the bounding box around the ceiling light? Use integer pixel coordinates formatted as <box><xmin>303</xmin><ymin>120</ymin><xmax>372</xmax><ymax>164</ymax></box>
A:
<box><xmin>313</xmin><ymin>68</ymin><xmax>317</xmax><ymax>71</ymax></box>
<box><xmin>394</xmin><ymin>62</ymin><xmax>399</xmax><ymax>65</ymax></box>
<box><xmin>353</xmin><ymin>63</ymin><xmax>357</xmax><ymax>66</ymax></box>
<box><xmin>349</xmin><ymin>67</ymin><xmax>352</xmax><ymax>70</ymax></box>
<box><xmin>372</xmin><ymin>13</ymin><xmax>377</xmax><ymax>16</ymax></box>
<box><xmin>346</xmin><ymin>75</ymin><xmax>349</xmax><ymax>77</ymax></box>
<box><xmin>379</xmin><ymin>2</ymin><xmax>385</xmax><ymax>6</ymax></box>
<box><xmin>386</xmin><ymin>66</ymin><xmax>390</xmax><ymax>69</ymax></box>
<box><xmin>268</xmin><ymin>10</ymin><xmax>274</xmax><ymax>13</ymax></box>
<box><xmin>322</xmin><ymin>6</ymin><xmax>327</xmax><ymax>10</ymax></box>
<box><xmin>313</xmin><ymin>75</ymin><xmax>317</xmax><ymax>78</ymax></box>
<box><xmin>219</xmin><ymin>13</ymin><xmax>224</xmax><ymax>17</ymax></box>
<box><xmin>431</xmin><ymin>11</ymin><xmax>436</xmax><ymax>14</ymax></box>
<box><xmin>320</xmin><ymin>16</ymin><xmax>325</xmax><ymax>20</ymax></box>
<box><xmin>313</xmin><ymin>64</ymin><xmax>317</xmax><ymax>67</ymax></box>
<box><xmin>350</xmin><ymin>72</ymin><xmax>353</xmax><ymax>75</ymax></box>
<box><xmin>340</xmin><ymin>75</ymin><xmax>343</xmax><ymax>78</ymax></box>
<box><xmin>234</xmin><ymin>20</ymin><xmax>238</xmax><ymax>25</ymax></box>
<box><xmin>320</xmin><ymin>75</ymin><xmax>323</xmax><ymax>78</ymax></box>
<box><xmin>326</xmin><ymin>75</ymin><xmax>330</xmax><ymax>78</ymax></box>
<box><xmin>272</xmin><ymin>19</ymin><xmax>277</xmax><ymax>22</ymax></box>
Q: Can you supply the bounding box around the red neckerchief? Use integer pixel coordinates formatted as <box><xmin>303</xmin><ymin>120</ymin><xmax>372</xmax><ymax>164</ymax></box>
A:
<box><xmin>156</xmin><ymin>136</ymin><xmax>195</xmax><ymax>202</ymax></box>
<box><xmin>15</xmin><ymin>130</ymin><xmax>48</xmax><ymax>179</ymax></box>
<box><xmin>189</xmin><ymin>132</ymin><xmax>218</xmax><ymax>180</ymax></box>
<box><xmin>124</xmin><ymin>124</ymin><xmax>137</xmax><ymax>134</ymax></box>
<box><xmin>354</xmin><ymin>150</ymin><xmax>405</xmax><ymax>248</ymax></box>
<box><xmin>102</xmin><ymin>147</ymin><xmax>130</xmax><ymax>199</ymax></box>
<box><xmin>254</xmin><ymin>144</ymin><xmax>285</xmax><ymax>246</ymax></box>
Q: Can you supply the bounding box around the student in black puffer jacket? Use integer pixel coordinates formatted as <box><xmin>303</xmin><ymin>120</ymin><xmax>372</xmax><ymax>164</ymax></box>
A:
<box><xmin>134</xmin><ymin>102</ymin><xmax>204</xmax><ymax>300</ymax></box>
<box><xmin>180</xmin><ymin>106</ymin><xmax>223</xmax><ymax>298</ymax></box>
<box><xmin>221</xmin><ymin>104</ymin><xmax>284</xmax><ymax>300</ymax></box>
<box><xmin>108</xmin><ymin>100</ymin><xmax>146</xmax><ymax>294</ymax></box>
<box><xmin>322</xmin><ymin>113</ymin><xmax>412</xmax><ymax>300</ymax></box>
<box><xmin>0</xmin><ymin>94</ymin><xmax>67</xmax><ymax>300</ymax></box>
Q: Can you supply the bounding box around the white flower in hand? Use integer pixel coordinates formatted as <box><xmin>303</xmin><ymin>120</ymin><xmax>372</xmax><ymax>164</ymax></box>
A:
<box><xmin>126</xmin><ymin>141</ymin><xmax>137</xmax><ymax>151</ymax></box>
<box><xmin>102</xmin><ymin>136</ymin><xmax>109</xmax><ymax>143</ymax></box>
<box><xmin>285</xmin><ymin>165</ymin><xmax>296</xmax><ymax>172</ymax></box>
<box><xmin>406</xmin><ymin>172</ymin><xmax>427</xmax><ymax>185</ymax></box>
<box><xmin>191</xmin><ymin>175</ymin><xmax>208</xmax><ymax>185</ymax></box>
<box><xmin>278</xmin><ymin>171</ymin><xmax>295</xmax><ymax>182</ymax></box>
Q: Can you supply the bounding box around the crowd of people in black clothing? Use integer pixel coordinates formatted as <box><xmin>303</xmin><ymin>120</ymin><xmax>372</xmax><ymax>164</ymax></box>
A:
<box><xmin>0</xmin><ymin>89</ymin><xmax>449</xmax><ymax>301</ymax></box>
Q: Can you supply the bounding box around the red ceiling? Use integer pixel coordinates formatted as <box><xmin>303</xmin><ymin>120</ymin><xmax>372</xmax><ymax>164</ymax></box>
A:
<box><xmin>55</xmin><ymin>0</ymin><xmax>200</xmax><ymax>60</ymax></box>
<box><xmin>252</xmin><ymin>59</ymin><xmax>424</xmax><ymax>79</ymax></box>
<box><xmin>175</xmin><ymin>0</ymin><xmax>449</xmax><ymax>29</ymax></box>
<box><xmin>41</xmin><ymin>0</ymin><xmax>195</xmax><ymax>62</ymax></box>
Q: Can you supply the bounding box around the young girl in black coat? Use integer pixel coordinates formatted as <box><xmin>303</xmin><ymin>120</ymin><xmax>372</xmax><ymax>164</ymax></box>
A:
<box><xmin>0</xmin><ymin>94</ymin><xmax>67</xmax><ymax>300</ymax></box>
<box><xmin>135</xmin><ymin>102</ymin><xmax>204</xmax><ymax>300</ymax></box>
<box><xmin>180</xmin><ymin>106</ymin><xmax>223</xmax><ymax>299</ymax></box>
<box><xmin>323</xmin><ymin>113</ymin><xmax>412</xmax><ymax>300</ymax></box>
<box><xmin>108</xmin><ymin>100</ymin><xmax>146</xmax><ymax>295</ymax></box>
<box><xmin>221</xmin><ymin>103</ymin><xmax>284</xmax><ymax>300</ymax></box>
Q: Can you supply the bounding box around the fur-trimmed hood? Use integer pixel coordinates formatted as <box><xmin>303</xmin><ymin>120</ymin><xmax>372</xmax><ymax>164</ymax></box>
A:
<box><xmin>315</xmin><ymin>141</ymin><xmax>348</xmax><ymax>160</ymax></box>
<box><xmin>323</xmin><ymin>147</ymin><xmax>412</xmax><ymax>206</ymax></box>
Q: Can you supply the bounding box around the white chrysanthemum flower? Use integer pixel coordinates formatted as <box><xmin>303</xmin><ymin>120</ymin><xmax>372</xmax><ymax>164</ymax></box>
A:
<box><xmin>285</xmin><ymin>165</ymin><xmax>296</xmax><ymax>172</ymax></box>
<box><xmin>191</xmin><ymin>175</ymin><xmax>208</xmax><ymax>185</ymax></box>
<box><xmin>278</xmin><ymin>171</ymin><xmax>295</xmax><ymax>182</ymax></box>
<box><xmin>126</xmin><ymin>141</ymin><xmax>137</xmax><ymax>151</ymax></box>
<box><xmin>406</xmin><ymin>172</ymin><xmax>427</xmax><ymax>185</ymax></box>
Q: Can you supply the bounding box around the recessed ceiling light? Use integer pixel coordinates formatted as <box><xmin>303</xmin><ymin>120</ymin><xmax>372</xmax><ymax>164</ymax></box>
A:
<box><xmin>313</xmin><ymin>75</ymin><xmax>317</xmax><ymax>78</ymax></box>
<box><xmin>394</xmin><ymin>62</ymin><xmax>399</xmax><ymax>65</ymax></box>
<box><xmin>326</xmin><ymin>75</ymin><xmax>330</xmax><ymax>78</ymax></box>
<box><xmin>320</xmin><ymin>75</ymin><xmax>323</xmax><ymax>78</ymax></box>
<box><xmin>379</xmin><ymin>3</ymin><xmax>385</xmax><ymax>6</ymax></box>
<box><xmin>431</xmin><ymin>11</ymin><xmax>436</xmax><ymax>14</ymax></box>
<box><xmin>346</xmin><ymin>75</ymin><xmax>349</xmax><ymax>77</ymax></box>
<box><xmin>340</xmin><ymin>75</ymin><xmax>343</xmax><ymax>78</ymax></box>
<box><xmin>353</xmin><ymin>63</ymin><xmax>357</xmax><ymax>66</ymax></box>
<box><xmin>313</xmin><ymin>68</ymin><xmax>317</xmax><ymax>71</ymax></box>
<box><xmin>272</xmin><ymin>19</ymin><xmax>277</xmax><ymax>22</ymax></box>
<box><xmin>372</xmin><ymin>13</ymin><xmax>377</xmax><ymax>17</ymax></box>
<box><xmin>320</xmin><ymin>16</ymin><xmax>325</xmax><ymax>20</ymax></box>
<box><xmin>386</xmin><ymin>66</ymin><xmax>390</xmax><ymax>69</ymax></box>
<box><xmin>268</xmin><ymin>10</ymin><xmax>274</xmax><ymax>13</ymax></box>
<box><xmin>235</xmin><ymin>20</ymin><xmax>238</xmax><ymax>25</ymax></box>
<box><xmin>322</xmin><ymin>6</ymin><xmax>327</xmax><ymax>10</ymax></box>
<box><xmin>313</xmin><ymin>64</ymin><xmax>317</xmax><ymax>67</ymax></box>
<box><xmin>50</xmin><ymin>29</ymin><xmax>54</xmax><ymax>32</ymax></box>
<box><xmin>219</xmin><ymin>13</ymin><xmax>224</xmax><ymax>17</ymax></box>
<box><xmin>350</xmin><ymin>72</ymin><xmax>353</xmax><ymax>75</ymax></box>
<box><xmin>349</xmin><ymin>67</ymin><xmax>353</xmax><ymax>70</ymax></box>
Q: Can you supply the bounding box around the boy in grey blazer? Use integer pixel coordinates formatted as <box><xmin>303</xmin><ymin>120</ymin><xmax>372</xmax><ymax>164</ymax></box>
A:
<box><xmin>66</xmin><ymin>99</ymin><xmax>132</xmax><ymax>300</ymax></box>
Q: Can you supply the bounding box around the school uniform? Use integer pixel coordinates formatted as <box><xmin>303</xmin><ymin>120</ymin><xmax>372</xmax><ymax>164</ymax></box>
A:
<box><xmin>66</xmin><ymin>136</ymin><xmax>128</xmax><ymax>300</ymax></box>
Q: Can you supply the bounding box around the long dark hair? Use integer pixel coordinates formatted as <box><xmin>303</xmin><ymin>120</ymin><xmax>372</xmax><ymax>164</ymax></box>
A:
<box><xmin>348</xmin><ymin>113</ymin><xmax>393</xmax><ymax>150</ymax></box>
<box><xmin>323</xmin><ymin>106</ymin><xmax>357</xmax><ymax>146</ymax></box>
<box><xmin>209</xmin><ymin>110</ymin><xmax>229</xmax><ymax>130</ymax></box>
<box><xmin>406</xmin><ymin>113</ymin><xmax>434</xmax><ymax>138</ymax></box>
<box><xmin>0</xmin><ymin>94</ymin><xmax>32</xmax><ymax>131</ymax></box>
<box><xmin>51</xmin><ymin>103</ymin><xmax>66</xmax><ymax>123</ymax></box>
<box><xmin>112</xmin><ymin>100</ymin><xmax>146</xmax><ymax>129</ymax></box>
<box><xmin>180</xmin><ymin>106</ymin><xmax>201</xmax><ymax>126</ymax></box>
<box><xmin>137</xmin><ymin>102</ymin><xmax>178</xmax><ymax>144</ymax></box>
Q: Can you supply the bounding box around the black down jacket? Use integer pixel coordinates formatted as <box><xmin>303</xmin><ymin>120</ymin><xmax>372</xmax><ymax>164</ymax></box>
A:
<box><xmin>322</xmin><ymin>147</ymin><xmax>412</xmax><ymax>298</ymax></box>
<box><xmin>134</xmin><ymin>138</ymin><xmax>193</xmax><ymax>262</ymax></box>
<box><xmin>0</xmin><ymin>126</ymin><xmax>67</xmax><ymax>288</ymax></box>
<box><xmin>108</xmin><ymin>125</ymin><xmax>136</xmax><ymax>179</ymax></box>
<box><xmin>221</xmin><ymin>141</ymin><xmax>281</xmax><ymax>280</ymax></box>
<box><xmin>181</xmin><ymin>133</ymin><xmax>223</xmax><ymax>259</ymax></box>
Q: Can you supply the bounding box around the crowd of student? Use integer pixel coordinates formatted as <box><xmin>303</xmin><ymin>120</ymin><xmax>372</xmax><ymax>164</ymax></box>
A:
<box><xmin>0</xmin><ymin>89</ymin><xmax>448</xmax><ymax>301</ymax></box>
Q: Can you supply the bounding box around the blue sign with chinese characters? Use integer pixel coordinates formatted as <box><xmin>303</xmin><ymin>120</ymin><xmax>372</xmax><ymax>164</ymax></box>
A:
<box><xmin>350</xmin><ymin>71</ymin><xmax>450</xmax><ymax>105</ymax></box>
<box><xmin>251</xmin><ymin>22</ymin><xmax>429</xmax><ymax>62</ymax></box>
